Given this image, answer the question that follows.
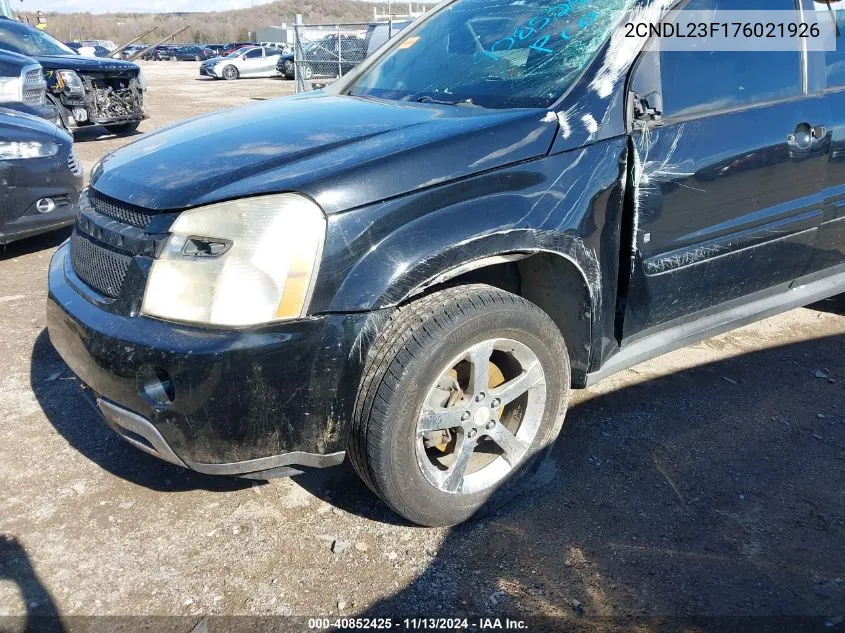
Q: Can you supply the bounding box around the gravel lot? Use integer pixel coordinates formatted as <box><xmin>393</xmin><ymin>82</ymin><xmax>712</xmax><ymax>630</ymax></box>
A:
<box><xmin>1</xmin><ymin>62</ymin><xmax>844</xmax><ymax>629</ymax></box>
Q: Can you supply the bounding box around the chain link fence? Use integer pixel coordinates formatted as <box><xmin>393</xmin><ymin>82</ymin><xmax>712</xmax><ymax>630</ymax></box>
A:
<box><xmin>292</xmin><ymin>21</ymin><xmax>405</xmax><ymax>93</ymax></box>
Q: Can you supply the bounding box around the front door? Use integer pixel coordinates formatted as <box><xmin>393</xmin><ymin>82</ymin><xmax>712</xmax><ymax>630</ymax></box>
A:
<box><xmin>622</xmin><ymin>0</ymin><xmax>829</xmax><ymax>340</ymax></box>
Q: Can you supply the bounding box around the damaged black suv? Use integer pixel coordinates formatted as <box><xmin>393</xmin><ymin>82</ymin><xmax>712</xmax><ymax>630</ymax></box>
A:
<box><xmin>0</xmin><ymin>17</ymin><xmax>145</xmax><ymax>134</ymax></box>
<box><xmin>47</xmin><ymin>0</ymin><xmax>845</xmax><ymax>527</ymax></box>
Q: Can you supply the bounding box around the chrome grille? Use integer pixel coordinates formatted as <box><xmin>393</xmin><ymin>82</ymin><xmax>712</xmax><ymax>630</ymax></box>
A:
<box><xmin>70</xmin><ymin>231</ymin><xmax>132</xmax><ymax>299</ymax></box>
<box><xmin>67</xmin><ymin>147</ymin><xmax>83</xmax><ymax>177</ymax></box>
<box><xmin>89</xmin><ymin>189</ymin><xmax>156</xmax><ymax>229</ymax></box>
<box><xmin>22</xmin><ymin>67</ymin><xmax>46</xmax><ymax>106</ymax></box>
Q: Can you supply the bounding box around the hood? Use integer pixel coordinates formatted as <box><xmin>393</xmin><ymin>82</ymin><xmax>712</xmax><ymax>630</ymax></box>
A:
<box><xmin>90</xmin><ymin>93</ymin><xmax>559</xmax><ymax>214</ymax></box>
<box><xmin>35</xmin><ymin>55</ymin><xmax>139</xmax><ymax>74</ymax></box>
<box><xmin>0</xmin><ymin>106</ymin><xmax>63</xmax><ymax>140</ymax></box>
<box><xmin>0</xmin><ymin>48</ymin><xmax>38</xmax><ymax>67</ymax></box>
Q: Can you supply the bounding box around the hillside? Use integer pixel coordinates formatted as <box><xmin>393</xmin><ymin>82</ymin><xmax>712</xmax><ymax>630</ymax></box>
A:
<box><xmin>25</xmin><ymin>1</ymin><xmax>432</xmax><ymax>45</ymax></box>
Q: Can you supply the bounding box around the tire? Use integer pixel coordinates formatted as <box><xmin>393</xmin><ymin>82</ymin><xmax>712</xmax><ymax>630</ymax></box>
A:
<box><xmin>104</xmin><ymin>121</ymin><xmax>141</xmax><ymax>135</ymax></box>
<box><xmin>349</xmin><ymin>284</ymin><xmax>571</xmax><ymax>527</ymax></box>
<box><xmin>222</xmin><ymin>65</ymin><xmax>239</xmax><ymax>80</ymax></box>
<box><xmin>194</xmin><ymin>55</ymin><xmax>201</xmax><ymax>61</ymax></box>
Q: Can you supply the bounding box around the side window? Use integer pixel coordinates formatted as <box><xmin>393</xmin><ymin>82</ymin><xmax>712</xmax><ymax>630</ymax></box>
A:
<box><xmin>650</xmin><ymin>0</ymin><xmax>803</xmax><ymax>120</ymax></box>
<box><xmin>244</xmin><ymin>48</ymin><xmax>262</xmax><ymax>59</ymax></box>
<box><xmin>812</xmin><ymin>0</ymin><xmax>845</xmax><ymax>88</ymax></box>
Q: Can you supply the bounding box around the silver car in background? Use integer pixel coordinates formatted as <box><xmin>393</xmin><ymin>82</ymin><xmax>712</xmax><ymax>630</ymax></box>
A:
<box><xmin>200</xmin><ymin>46</ymin><xmax>281</xmax><ymax>80</ymax></box>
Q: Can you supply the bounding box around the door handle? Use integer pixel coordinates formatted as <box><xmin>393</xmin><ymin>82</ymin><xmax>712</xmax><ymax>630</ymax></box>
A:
<box><xmin>788</xmin><ymin>123</ymin><xmax>828</xmax><ymax>151</ymax></box>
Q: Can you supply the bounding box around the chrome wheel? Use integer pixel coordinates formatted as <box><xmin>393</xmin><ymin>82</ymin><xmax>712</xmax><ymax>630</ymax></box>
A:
<box><xmin>223</xmin><ymin>66</ymin><xmax>238</xmax><ymax>80</ymax></box>
<box><xmin>415</xmin><ymin>338</ymin><xmax>547</xmax><ymax>496</ymax></box>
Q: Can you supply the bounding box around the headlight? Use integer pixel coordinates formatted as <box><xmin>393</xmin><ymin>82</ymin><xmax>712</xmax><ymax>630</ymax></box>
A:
<box><xmin>56</xmin><ymin>70</ymin><xmax>85</xmax><ymax>97</ymax></box>
<box><xmin>0</xmin><ymin>141</ymin><xmax>59</xmax><ymax>159</ymax></box>
<box><xmin>0</xmin><ymin>76</ymin><xmax>23</xmax><ymax>103</ymax></box>
<box><xmin>141</xmin><ymin>194</ymin><xmax>326</xmax><ymax>327</ymax></box>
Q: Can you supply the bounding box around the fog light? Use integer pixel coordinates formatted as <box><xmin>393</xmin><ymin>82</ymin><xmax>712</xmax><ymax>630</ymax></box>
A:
<box><xmin>138</xmin><ymin>365</ymin><xmax>176</xmax><ymax>409</ymax></box>
<box><xmin>35</xmin><ymin>198</ymin><xmax>55</xmax><ymax>214</ymax></box>
<box><xmin>72</xmin><ymin>107</ymin><xmax>88</xmax><ymax>122</ymax></box>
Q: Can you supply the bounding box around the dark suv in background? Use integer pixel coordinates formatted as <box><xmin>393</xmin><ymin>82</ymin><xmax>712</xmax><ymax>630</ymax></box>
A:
<box><xmin>278</xmin><ymin>35</ymin><xmax>366</xmax><ymax>80</ymax></box>
<box><xmin>0</xmin><ymin>17</ymin><xmax>146</xmax><ymax>134</ymax></box>
<box><xmin>47</xmin><ymin>0</ymin><xmax>845</xmax><ymax>527</ymax></box>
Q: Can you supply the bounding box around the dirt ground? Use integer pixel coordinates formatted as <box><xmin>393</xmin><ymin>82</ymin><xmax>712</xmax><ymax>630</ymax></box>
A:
<box><xmin>1</xmin><ymin>62</ymin><xmax>844</xmax><ymax>630</ymax></box>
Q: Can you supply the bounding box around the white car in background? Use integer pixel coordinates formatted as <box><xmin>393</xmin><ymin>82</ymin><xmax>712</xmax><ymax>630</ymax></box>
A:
<box><xmin>200</xmin><ymin>46</ymin><xmax>281</xmax><ymax>80</ymax></box>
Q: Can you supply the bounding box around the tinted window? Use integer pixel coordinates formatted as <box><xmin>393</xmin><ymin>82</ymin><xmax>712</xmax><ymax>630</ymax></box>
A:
<box><xmin>656</xmin><ymin>0</ymin><xmax>802</xmax><ymax>120</ymax></box>
<box><xmin>244</xmin><ymin>48</ymin><xmax>262</xmax><ymax>59</ymax></box>
<box><xmin>813</xmin><ymin>0</ymin><xmax>845</xmax><ymax>88</ymax></box>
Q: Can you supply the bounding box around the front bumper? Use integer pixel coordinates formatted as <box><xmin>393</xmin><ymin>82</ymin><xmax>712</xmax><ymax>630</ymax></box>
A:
<box><xmin>0</xmin><ymin>153</ymin><xmax>81</xmax><ymax>245</ymax></box>
<box><xmin>47</xmin><ymin>242</ymin><xmax>380</xmax><ymax>476</ymax></box>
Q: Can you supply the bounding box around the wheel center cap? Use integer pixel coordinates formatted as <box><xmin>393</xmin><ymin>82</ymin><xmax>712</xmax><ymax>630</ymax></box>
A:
<box><xmin>473</xmin><ymin>406</ymin><xmax>491</xmax><ymax>427</ymax></box>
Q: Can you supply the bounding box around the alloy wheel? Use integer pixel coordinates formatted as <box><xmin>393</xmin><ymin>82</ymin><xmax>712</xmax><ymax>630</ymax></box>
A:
<box><xmin>415</xmin><ymin>338</ymin><xmax>547</xmax><ymax>495</ymax></box>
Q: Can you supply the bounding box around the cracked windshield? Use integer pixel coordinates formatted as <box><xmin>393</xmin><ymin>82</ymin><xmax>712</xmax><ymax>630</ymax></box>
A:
<box><xmin>348</xmin><ymin>0</ymin><xmax>636</xmax><ymax>109</ymax></box>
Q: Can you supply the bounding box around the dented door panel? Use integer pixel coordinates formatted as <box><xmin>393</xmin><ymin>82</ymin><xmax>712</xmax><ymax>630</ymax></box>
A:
<box><xmin>621</xmin><ymin>99</ymin><xmax>829</xmax><ymax>340</ymax></box>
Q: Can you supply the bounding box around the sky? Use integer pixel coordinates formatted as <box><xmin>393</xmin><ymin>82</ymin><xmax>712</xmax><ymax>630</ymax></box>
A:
<box><xmin>15</xmin><ymin>0</ymin><xmax>280</xmax><ymax>12</ymax></box>
<box><xmin>13</xmin><ymin>0</ymin><xmax>425</xmax><ymax>14</ymax></box>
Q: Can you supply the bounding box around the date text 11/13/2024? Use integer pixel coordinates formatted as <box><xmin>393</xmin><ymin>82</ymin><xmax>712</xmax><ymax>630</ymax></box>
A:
<box><xmin>306</xmin><ymin>618</ymin><xmax>529</xmax><ymax>630</ymax></box>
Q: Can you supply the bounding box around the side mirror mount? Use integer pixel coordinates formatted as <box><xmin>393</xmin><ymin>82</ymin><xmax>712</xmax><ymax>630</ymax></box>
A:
<box><xmin>629</xmin><ymin>90</ymin><xmax>663</xmax><ymax>129</ymax></box>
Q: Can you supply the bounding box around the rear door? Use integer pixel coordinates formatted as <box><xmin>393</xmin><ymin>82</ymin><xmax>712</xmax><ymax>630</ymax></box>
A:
<box><xmin>621</xmin><ymin>0</ymin><xmax>829</xmax><ymax>339</ymax></box>
<box><xmin>803</xmin><ymin>0</ymin><xmax>845</xmax><ymax>275</ymax></box>
<box><xmin>239</xmin><ymin>48</ymin><xmax>265</xmax><ymax>76</ymax></box>
<box><xmin>262</xmin><ymin>47</ymin><xmax>281</xmax><ymax>73</ymax></box>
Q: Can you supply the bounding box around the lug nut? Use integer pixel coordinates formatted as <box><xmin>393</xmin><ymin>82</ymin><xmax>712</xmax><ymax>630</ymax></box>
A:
<box><xmin>467</xmin><ymin>429</ymin><xmax>477</xmax><ymax>439</ymax></box>
<box><xmin>486</xmin><ymin>421</ymin><xmax>496</xmax><ymax>430</ymax></box>
<box><xmin>461</xmin><ymin>411</ymin><xmax>471</xmax><ymax>422</ymax></box>
<box><xmin>491</xmin><ymin>398</ymin><xmax>501</xmax><ymax>408</ymax></box>
<box><xmin>475</xmin><ymin>392</ymin><xmax>486</xmax><ymax>402</ymax></box>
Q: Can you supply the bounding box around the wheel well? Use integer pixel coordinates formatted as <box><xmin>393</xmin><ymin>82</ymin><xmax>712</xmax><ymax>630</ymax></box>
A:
<box><xmin>405</xmin><ymin>253</ymin><xmax>593</xmax><ymax>387</ymax></box>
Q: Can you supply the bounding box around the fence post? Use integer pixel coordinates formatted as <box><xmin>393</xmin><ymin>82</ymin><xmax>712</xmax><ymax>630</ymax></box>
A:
<box><xmin>336</xmin><ymin>24</ymin><xmax>342</xmax><ymax>80</ymax></box>
<box><xmin>294</xmin><ymin>14</ymin><xmax>304</xmax><ymax>93</ymax></box>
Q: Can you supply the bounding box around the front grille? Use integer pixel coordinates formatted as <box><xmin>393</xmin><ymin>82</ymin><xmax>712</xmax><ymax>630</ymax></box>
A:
<box><xmin>67</xmin><ymin>147</ymin><xmax>83</xmax><ymax>177</ymax></box>
<box><xmin>22</xmin><ymin>67</ymin><xmax>45</xmax><ymax>106</ymax></box>
<box><xmin>70</xmin><ymin>231</ymin><xmax>132</xmax><ymax>299</ymax></box>
<box><xmin>89</xmin><ymin>189</ymin><xmax>156</xmax><ymax>229</ymax></box>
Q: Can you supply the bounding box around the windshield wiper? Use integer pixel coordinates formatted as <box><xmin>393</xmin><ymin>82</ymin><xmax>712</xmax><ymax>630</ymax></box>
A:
<box><xmin>416</xmin><ymin>95</ymin><xmax>478</xmax><ymax>107</ymax></box>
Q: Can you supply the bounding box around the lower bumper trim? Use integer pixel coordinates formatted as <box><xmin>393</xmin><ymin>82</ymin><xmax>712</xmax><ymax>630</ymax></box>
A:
<box><xmin>98</xmin><ymin>398</ymin><xmax>186</xmax><ymax>467</ymax></box>
<box><xmin>183</xmin><ymin>450</ymin><xmax>347</xmax><ymax>476</ymax></box>
<box><xmin>97</xmin><ymin>398</ymin><xmax>345</xmax><ymax>476</ymax></box>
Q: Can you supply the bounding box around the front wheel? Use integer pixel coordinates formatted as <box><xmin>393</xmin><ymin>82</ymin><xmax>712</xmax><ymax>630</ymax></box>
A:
<box><xmin>222</xmin><ymin>65</ymin><xmax>239</xmax><ymax>80</ymax></box>
<box><xmin>349</xmin><ymin>284</ymin><xmax>570</xmax><ymax>527</ymax></box>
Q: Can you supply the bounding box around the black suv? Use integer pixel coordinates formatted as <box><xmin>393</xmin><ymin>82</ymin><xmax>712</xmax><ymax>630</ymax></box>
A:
<box><xmin>278</xmin><ymin>35</ymin><xmax>366</xmax><ymax>80</ymax></box>
<box><xmin>47</xmin><ymin>0</ymin><xmax>845</xmax><ymax>527</ymax></box>
<box><xmin>0</xmin><ymin>17</ymin><xmax>145</xmax><ymax>134</ymax></box>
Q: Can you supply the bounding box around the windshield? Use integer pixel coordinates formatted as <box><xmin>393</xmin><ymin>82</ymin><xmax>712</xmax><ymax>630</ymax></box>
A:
<box><xmin>0</xmin><ymin>22</ymin><xmax>76</xmax><ymax>57</ymax></box>
<box><xmin>348</xmin><ymin>0</ymin><xmax>634</xmax><ymax>109</ymax></box>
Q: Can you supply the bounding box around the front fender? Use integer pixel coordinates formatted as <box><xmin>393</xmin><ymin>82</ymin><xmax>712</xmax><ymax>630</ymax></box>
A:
<box><xmin>311</xmin><ymin>139</ymin><xmax>628</xmax><ymax>324</ymax></box>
